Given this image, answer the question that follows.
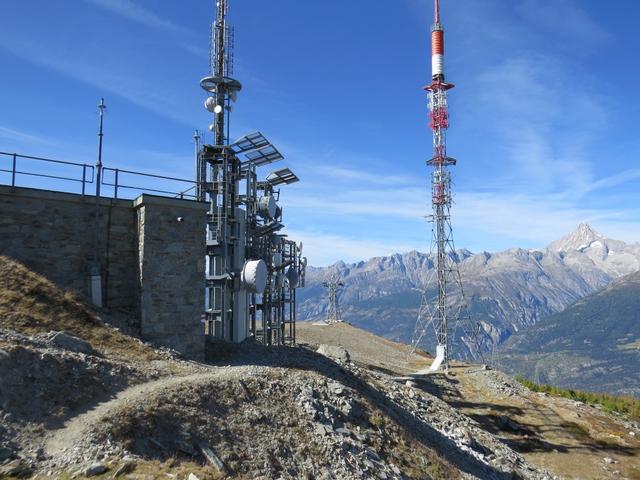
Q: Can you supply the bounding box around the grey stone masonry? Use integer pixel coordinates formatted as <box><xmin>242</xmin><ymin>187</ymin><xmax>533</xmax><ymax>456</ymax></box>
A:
<box><xmin>0</xmin><ymin>185</ymin><xmax>207</xmax><ymax>361</ymax></box>
<box><xmin>134</xmin><ymin>195</ymin><xmax>206</xmax><ymax>361</ymax></box>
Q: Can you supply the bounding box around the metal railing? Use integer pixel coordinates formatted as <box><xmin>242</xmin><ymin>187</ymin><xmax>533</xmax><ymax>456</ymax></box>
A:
<box><xmin>101</xmin><ymin>167</ymin><xmax>198</xmax><ymax>200</ymax></box>
<box><xmin>0</xmin><ymin>151</ymin><xmax>94</xmax><ymax>195</ymax></box>
<box><xmin>1</xmin><ymin>151</ymin><xmax>200</xmax><ymax>201</ymax></box>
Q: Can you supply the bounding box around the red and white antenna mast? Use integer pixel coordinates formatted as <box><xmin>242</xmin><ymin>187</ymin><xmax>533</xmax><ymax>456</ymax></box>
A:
<box><xmin>411</xmin><ymin>0</ymin><xmax>474</xmax><ymax>372</ymax></box>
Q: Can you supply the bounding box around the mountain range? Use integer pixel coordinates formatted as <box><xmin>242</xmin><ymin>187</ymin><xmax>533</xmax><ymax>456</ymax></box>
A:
<box><xmin>498</xmin><ymin>269</ymin><xmax>640</xmax><ymax>396</ymax></box>
<box><xmin>298</xmin><ymin>224</ymin><xmax>640</xmax><ymax>365</ymax></box>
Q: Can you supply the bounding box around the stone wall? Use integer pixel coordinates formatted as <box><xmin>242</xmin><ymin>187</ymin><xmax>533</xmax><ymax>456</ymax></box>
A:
<box><xmin>135</xmin><ymin>196</ymin><xmax>206</xmax><ymax>360</ymax></box>
<box><xmin>0</xmin><ymin>185</ymin><xmax>206</xmax><ymax>360</ymax></box>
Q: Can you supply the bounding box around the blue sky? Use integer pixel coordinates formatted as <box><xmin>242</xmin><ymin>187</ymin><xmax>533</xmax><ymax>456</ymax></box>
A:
<box><xmin>1</xmin><ymin>0</ymin><xmax>640</xmax><ymax>266</ymax></box>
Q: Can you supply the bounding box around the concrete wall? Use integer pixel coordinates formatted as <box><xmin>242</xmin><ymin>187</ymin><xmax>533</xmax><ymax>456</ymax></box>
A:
<box><xmin>0</xmin><ymin>185</ymin><xmax>206</xmax><ymax>361</ymax></box>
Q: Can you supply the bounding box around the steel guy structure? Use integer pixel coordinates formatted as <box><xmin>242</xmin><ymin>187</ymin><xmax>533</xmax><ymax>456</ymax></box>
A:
<box><xmin>322</xmin><ymin>275</ymin><xmax>344</xmax><ymax>323</ymax></box>
<box><xmin>411</xmin><ymin>0</ymin><xmax>475</xmax><ymax>371</ymax></box>
<box><xmin>197</xmin><ymin>0</ymin><xmax>306</xmax><ymax>346</ymax></box>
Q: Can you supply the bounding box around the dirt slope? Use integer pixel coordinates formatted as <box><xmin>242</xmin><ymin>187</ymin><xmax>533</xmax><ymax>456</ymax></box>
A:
<box><xmin>297</xmin><ymin>321</ymin><xmax>431</xmax><ymax>375</ymax></box>
<box><xmin>435</xmin><ymin>365</ymin><xmax>640</xmax><ymax>480</ymax></box>
<box><xmin>298</xmin><ymin>322</ymin><xmax>640</xmax><ymax>480</ymax></box>
<box><xmin>1</xmin><ymin>258</ymin><xmax>554</xmax><ymax>479</ymax></box>
<box><xmin>0</xmin><ymin>255</ymin><xmax>159</xmax><ymax>362</ymax></box>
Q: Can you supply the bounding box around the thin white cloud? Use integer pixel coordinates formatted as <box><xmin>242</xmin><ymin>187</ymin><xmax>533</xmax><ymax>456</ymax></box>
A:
<box><xmin>455</xmin><ymin>190</ymin><xmax>640</xmax><ymax>250</ymax></box>
<box><xmin>285</xmin><ymin>229</ymin><xmax>421</xmax><ymax>267</ymax></box>
<box><xmin>515</xmin><ymin>0</ymin><xmax>611</xmax><ymax>46</ymax></box>
<box><xmin>85</xmin><ymin>0</ymin><xmax>209</xmax><ymax>58</ymax></box>
<box><xmin>0</xmin><ymin>38</ymin><xmax>194</xmax><ymax>126</ymax></box>
<box><xmin>83</xmin><ymin>0</ymin><xmax>207</xmax><ymax>58</ymax></box>
<box><xmin>582</xmin><ymin>169</ymin><xmax>640</xmax><ymax>195</ymax></box>
<box><xmin>281</xmin><ymin>186</ymin><xmax>425</xmax><ymax>220</ymax></box>
<box><xmin>313</xmin><ymin>165</ymin><xmax>415</xmax><ymax>186</ymax></box>
<box><xmin>0</xmin><ymin>126</ymin><xmax>59</xmax><ymax>147</ymax></box>
<box><xmin>85</xmin><ymin>0</ymin><xmax>191</xmax><ymax>37</ymax></box>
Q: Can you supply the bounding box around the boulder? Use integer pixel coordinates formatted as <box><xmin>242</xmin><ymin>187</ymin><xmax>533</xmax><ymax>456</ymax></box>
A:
<box><xmin>317</xmin><ymin>345</ymin><xmax>350</xmax><ymax>363</ymax></box>
<box><xmin>85</xmin><ymin>462</ymin><xmax>108</xmax><ymax>477</ymax></box>
<box><xmin>47</xmin><ymin>331</ymin><xmax>93</xmax><ymax>354</ymax></box>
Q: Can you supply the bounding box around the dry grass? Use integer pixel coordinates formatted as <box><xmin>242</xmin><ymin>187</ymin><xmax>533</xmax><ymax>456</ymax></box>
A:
<box><xmin>297</xmin><ymin>322</ymin><xmax>431</xmax><ymax>375</ymax></box>
<box><xmin>0</xmin><ymin>255</ymin><xmax>160</xmax><ymax>362</ymax></box>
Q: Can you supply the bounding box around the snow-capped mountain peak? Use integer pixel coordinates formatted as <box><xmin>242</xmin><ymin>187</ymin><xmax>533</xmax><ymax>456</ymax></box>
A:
<box><xmin>547</xmin><ymin>223</ymin><xmax>605</xmax><ymax>253</ymax></box>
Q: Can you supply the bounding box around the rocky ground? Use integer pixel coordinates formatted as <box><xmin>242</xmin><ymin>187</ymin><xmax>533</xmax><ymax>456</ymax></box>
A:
<box><xmin>1</xmin><ymin>256</ymin><xmax>637</xmax><ymax>479</ymax></box>
<box><xmin>0</xmin><ymin>334</ymin><xmax>552</xmax><ymax>479</ymax></box>
<box><xmin>298</xmin><ymin>322</ymin><xmax>640</xmax><ymax>480</ymax></box>
<box><xmin>426</xmin><ymin>365</ymin><xmax>640</xmax><ymax>479</ymax></box>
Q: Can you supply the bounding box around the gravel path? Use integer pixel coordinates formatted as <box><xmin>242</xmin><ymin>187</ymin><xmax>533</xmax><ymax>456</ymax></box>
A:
<box><xmin>44</xmin><ymin>371</ymin><xmax>220</xmax><ymax>458</ymax></box>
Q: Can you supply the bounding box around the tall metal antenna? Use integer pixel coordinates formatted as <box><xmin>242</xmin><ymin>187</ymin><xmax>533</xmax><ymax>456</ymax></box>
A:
<box><xmin>322</xmin><ymin>275</ymin><xmax>344</xmax><ymax>323</ymax></box>
<box><xmin>200</xmin><ymin>0</ymin><xmax>240</xmax><ymax>146</ymax></box>
<box><xmin>90</xmin><ymin>97</ymin><xmax>106</xmax><ymax>307</ymax></box>
<box><xmin>193</xmin><ymin>129</ymin><xmax>204</xmax><ymax>201</ymax></box>
<box><xmin>197</xmin><ymin>1</ymin><xmax>306</xmax><ymax>346</ymax></box>
<box><xmin>410</xmin><ymin>0</ymin><xmax>472</xmax><ymax>372</ymax></box>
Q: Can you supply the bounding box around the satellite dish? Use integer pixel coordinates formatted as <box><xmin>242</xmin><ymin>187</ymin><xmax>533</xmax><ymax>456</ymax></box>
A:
<box><xmin>241</xmin><ymin>259</ymin><xmax>267</xmax><ymax>294</ymax></box>
<box><xmin>204</xmin><ymin>96</ymin><xmax>217</xmax><ymax>112</ymax></box>
<box><xmin>208</xmin><ymin>124</ymin><xmax>215</xmax><ymax>132</ymax></box>
<box><xmin>257</xmin><ymin>195</ymin><xmax>277</xmax><ymax>220</ymax></box>
<box><xmin>213</xmin><ymin>104</ymin><xmax>223</xmax><ymax>114</ymax></box>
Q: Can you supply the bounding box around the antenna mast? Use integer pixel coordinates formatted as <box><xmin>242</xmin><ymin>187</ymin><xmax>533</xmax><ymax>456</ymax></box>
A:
<box><xmin>196</xmin><ymin>1</ymin><xmax>306</xmax><ymax>347</ymax></box>
<box><xmin>323</xmin><ymin>275</ymin><xmax>344</xmax><ymax>323</ymax></box>
<box><xmin>411</xmin><ymin>0</ymin><xmax>474</xmax><ymax>372</ymax></box>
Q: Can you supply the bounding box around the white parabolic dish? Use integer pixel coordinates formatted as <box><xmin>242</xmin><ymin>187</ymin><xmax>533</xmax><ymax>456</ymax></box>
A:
<box><xmin>242</xmin><ymin>259</ymin><xmax>268</xmax><ymax>293</ymax></box>
<box><xmin>257</xmin><ymin>195</ymin><xmax>277</xmax><ymax>220</ymax></box>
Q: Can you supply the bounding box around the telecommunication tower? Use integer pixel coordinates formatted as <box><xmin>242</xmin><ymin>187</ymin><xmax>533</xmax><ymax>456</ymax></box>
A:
<box><xmin>198</xmin><ymin>0</ymin><xmax>306</xmax><ymax>346</ymax></box>
<box><xmin>322</xmin><ymin>275</ymin><xmax>344</xmax><ymax>323</ymax></box>
<box><xmin>411</xmin><ymin>0</ymin><xmax>470</xmax><ymax>371</ymax></box>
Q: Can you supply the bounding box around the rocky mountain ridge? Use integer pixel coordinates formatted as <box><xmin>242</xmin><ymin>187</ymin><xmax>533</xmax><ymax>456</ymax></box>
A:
<box><xmin>298</xmin><ymin>224</ymin><xmax>640</xmax><ymax>355</ymax></box>
<box><xmin>498</xmin><ymin>269</ymin><xmax>640</xmax><ymax>396</ymax></box>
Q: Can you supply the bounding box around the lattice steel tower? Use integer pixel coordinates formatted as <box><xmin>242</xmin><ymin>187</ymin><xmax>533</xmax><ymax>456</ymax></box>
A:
<box><xmin>197</xmin><ymin>0</ymin><xmax>306</xmax><ymax>345</ymax></box>
<box><xmin>323</xmin><ymin>275</ymin><xmax>344</xmax><ymax>323</ymax></box>
<box><xmin>411</xmin><ymin>0</ymin><xmax>467</xmax><ymax>372</ymax></box>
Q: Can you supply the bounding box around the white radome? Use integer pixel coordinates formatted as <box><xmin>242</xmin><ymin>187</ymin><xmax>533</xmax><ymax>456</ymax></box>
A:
<box><xmin>257</xmin><ymin>195</ymin><xmax>277</xmax><ymax>220</ymax></box>
<box><xmin>204</xmin><ymin>96</ymin><xmax>217</xmax><ymax>112</ymax></box>
<box><xmin>241</xmin><ymin>259</ymin><xmax>267</xmax><ymax>294</ymax></box>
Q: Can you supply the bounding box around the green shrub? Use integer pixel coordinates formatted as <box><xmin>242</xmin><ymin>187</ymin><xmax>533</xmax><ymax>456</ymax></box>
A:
<box><xmin>515</xmin><ymin>376</ymin><xmax>640</xmax><ymax>420</ymax></box>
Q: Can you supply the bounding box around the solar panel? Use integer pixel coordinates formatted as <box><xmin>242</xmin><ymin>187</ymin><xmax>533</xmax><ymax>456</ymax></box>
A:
<box><xmin>266</xmin><ymin>168</ymin><xmax>299</xmax><ymax>186</ymax></box>
<box><xmin>230</xmin><ymin>132</ymin><xmax>270</xmax><ymax>154</ymax></box>
<box><xmin>243</xmin><ymin>144</ymin><xmax>283</xmax><ymax>167</ymax></box>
